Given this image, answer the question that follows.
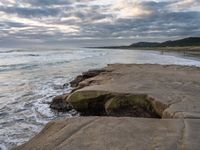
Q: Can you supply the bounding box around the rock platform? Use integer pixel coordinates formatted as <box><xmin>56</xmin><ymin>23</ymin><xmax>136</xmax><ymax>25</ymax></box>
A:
<box><xmin>13</xmin><ymin>64</ymin><xmax>200</xmax><ymax>150</ymax></box>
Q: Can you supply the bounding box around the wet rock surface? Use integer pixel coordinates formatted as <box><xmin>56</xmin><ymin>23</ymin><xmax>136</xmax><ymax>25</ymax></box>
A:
<box><xmin>50</xmin><ymin>69</ymin><xmax>108</xmax><ymax>112</ymax></box>
<box><xmin>70</xmin><ymin>69</ymin><xmax>107</xmax><ymax>89</ymax></box>
<box><xmin>50</xmin><ymin>94</ymin><xmax>72</xmax><ymax>112</ymax></box>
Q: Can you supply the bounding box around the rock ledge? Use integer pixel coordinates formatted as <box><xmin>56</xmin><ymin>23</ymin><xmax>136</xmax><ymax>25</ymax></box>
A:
<box><xmin>13</xmin><ymin>64</ymin><xmax>200</xmax><ymax>150</ymax></box>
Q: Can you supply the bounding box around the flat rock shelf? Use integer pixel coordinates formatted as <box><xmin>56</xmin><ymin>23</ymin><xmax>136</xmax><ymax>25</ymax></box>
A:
<box><xmin>13</xmin><ymin>64</ymin><xmax>200</xmax><ymax>150</ymax></box>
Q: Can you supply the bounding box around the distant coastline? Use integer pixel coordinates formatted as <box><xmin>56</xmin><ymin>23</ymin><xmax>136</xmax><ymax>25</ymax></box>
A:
<box><xmin>89</xmin><ymin>37</ymin><xmax>200</xmax><ymax>52</ymax></box>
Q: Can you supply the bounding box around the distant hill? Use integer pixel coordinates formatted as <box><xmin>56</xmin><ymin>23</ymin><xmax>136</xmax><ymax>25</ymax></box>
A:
<box><xmin>129</xmin><ymin>37</ymin><xmax>200</xmax><ymax>47</ymax></box>
<box><xmin>93</xmin><ymin>37</ymin><xmax>200</xmax><ymax>49</ymax></box>
<box><xmin>129</xmin><ymin>42</ymin><xmax>159</xmax><ymax>47</ymax></box>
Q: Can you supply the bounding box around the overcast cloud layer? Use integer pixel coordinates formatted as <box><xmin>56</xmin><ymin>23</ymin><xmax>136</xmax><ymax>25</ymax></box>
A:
<box><xmin>0</xmin><ymin>0</ymin><xmax>200</xmax><ymax>47</ymax></box>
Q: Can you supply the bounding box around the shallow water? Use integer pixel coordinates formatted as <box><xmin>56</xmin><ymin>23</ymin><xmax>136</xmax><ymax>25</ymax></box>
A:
<box><xmin>0</xmin><ymin>48</ymin><xmax>200</xmax><ymax>149</ymax></box>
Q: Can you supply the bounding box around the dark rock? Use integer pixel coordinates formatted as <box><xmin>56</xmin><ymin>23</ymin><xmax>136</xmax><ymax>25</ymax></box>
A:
<box><xmin>104</xmin><ymin>94</ymin><xmax>160</xmax><ymax>118</ymax></box>
<box><xmin>70</xmin><ymin>75</ymin><xmax>84</xmax><ymax>87</ymax></box>
<box><xmin>50</xmin><ymin>94</ymin><xmax>73</xmax><ymax>112</ymax></box>
<box><xmin>70</xmin><ymin>69</ymin><xmax>106</xmax><ymax>87</ymax></box>
<box><xmin>82</xmin><ymin>69</ymin><xmax>106</xmax><ymax>78</ymax></box>
<box><xmin>63</xmin><ymin>83</ymin><xmax>69</xmax><ymax>88</ymax></box>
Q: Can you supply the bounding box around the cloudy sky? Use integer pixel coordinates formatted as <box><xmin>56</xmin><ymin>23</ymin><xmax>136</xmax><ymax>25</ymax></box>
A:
<box><xmin>0</xmin><ymin>0</ymin><xmax>200</xmax><ymax>48</ymax></box>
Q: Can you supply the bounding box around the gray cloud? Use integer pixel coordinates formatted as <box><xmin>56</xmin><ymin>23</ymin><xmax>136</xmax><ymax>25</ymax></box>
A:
<box><xmin>0</xmin><ymin>6</ymin><xmax>61</xmax><ymax>17</ymax></box>
<box><xmin>0</xmin><ymin>0</ymin><xmax>199</xmax><ymax>47</ymax></box>
<box><xmin>22</xmin><ymin>0</ymin><xmax>72</xmax><ymax>6</ymax></box>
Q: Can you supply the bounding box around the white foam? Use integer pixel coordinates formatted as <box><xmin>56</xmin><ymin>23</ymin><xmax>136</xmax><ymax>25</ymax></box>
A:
<box><xmin>0</xmin><ymin>144</ymin><xmax>7</xmax><ymax>150</ymax></box>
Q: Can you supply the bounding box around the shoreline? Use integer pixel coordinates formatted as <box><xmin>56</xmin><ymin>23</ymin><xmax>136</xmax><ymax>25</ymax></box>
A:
<box><xmin>88</xmin><ymin>46</ymin><xmax>200</xmax><ymax>59</ymax></box>
<box><xmin>89</xmin><ymin>46</ymin><xmax>200</xmax><ymax>54</ymax></box>
<box><xmin>13</xmin><ymin>64</ymin><xmax>200</xmax><ymax>150</ymax></box>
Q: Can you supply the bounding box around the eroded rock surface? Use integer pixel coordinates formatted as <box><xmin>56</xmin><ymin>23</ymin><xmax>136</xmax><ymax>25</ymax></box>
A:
<box><xmin>67</xmin><ymin>64</ymin><xmax>200</xmax><ymax>119</ymax></box>
<box><xmin>70</xmin><ymin>69</ymin><xmax>107</xmax><ymax>88</ymax></box>
<box><xmin>14</xmin><ymin>64</ymin><xmax>200</xmax><ymax>150</ymax></box>
<box><xmin>50</xmin><ymin>94</ymin><xmax>72</xmax><ymax>112</ymax></box>
<box><xmin>12</xmin><ymin>117</ymin><xmax>200</xmax><ymax>150</ymax></box>
<box><xmin>68</xmin><ymin>91</ymin><xmax>161</xmax><ymax>118</ymax></box>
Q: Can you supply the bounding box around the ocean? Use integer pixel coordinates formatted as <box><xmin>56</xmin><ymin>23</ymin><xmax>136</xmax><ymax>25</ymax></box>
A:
<box><xmin>0</xmin><ymin>48</ymin><xmax>200</xmax><ymax>149</ymax></box>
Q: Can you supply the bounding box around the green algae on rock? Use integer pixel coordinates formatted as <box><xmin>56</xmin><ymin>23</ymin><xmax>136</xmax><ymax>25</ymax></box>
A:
<box><xmin>67</xmin><ymin>91</ymin><xmax>161</xmax><ymax>118</ymax></box>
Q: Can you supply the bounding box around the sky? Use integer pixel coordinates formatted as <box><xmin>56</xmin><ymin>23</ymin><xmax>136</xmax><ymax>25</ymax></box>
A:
<box><xmin>0</xmin><ymin>0</ymin><xmax>200</xmax><ymax>48</ymax></box>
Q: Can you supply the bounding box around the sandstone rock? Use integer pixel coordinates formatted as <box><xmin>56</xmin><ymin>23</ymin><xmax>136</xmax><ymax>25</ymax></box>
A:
<box><xmin>70</xmin><ymin>69</ymin><xmax>106</xmax><ymax>88</ymax></box>
<box><xmin>68</xmin><ymin>91</ymin><xmax>160</xmax><ymax>117</ymax></box>
<box><xmin>12</xmin><ymin>117</ymin><xmax>200</xmax><ymax>150</ymax></box>
<box><xmin>67</xmin><ymin>64</ymin><xmax>200</xmax><ymax>119</ymax></box>
<box><xmin>50</xmin><ymin>94</ymin><xmax>72</xmax><ymax>112</ymax></box>
<box><xmin>13</xmin><ymin>64</ymin><xmax>200</xmax><ymax>150</ymax></box>
<box><xmin>104</xmin><ymin>94</ymin><xmax>160</xmax><ymax>118</ymax></box>
<box><xmin>70</xmin><ymin>75</ymin><xmax>83</xmax><ymax>87</ymax></box>
<box><xmin>68</xmin><ymin>90</ymin><xmax>109</xmax><ymax>116</ymax></box>
<box><xmin>82</xmin><ymin>69</ymin><xmax>106</xmax><ymax>77</ymax></box>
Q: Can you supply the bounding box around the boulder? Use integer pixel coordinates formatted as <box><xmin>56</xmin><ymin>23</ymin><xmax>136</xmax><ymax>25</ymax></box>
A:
<box><xmin>50</xmin><ymin>94</ymin><xmax>73</xmax><ymax>112</ymax></box>
<box><xmin>67</xmin><ymin>90</ymin><xmax>109</xmax><ymax>116</ymax></box>
<box><xmin>70</xmin><ymin>75</ymin><xmax>83</xmax><ymax>87</ymax></box>
<box><xmin>70</xmin><ymin>69</ymin><xmax>106</xmax><ymax>87</ymax></box>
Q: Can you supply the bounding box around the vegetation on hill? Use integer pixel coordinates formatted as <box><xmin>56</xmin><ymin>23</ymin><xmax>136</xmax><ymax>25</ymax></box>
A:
<box><xmin>93</xmin><ymin>37</ymin><xmax>200</xmax><ymax>49</ymax></box>
<box><xmin>130</xmin><ymin>37</ymin><xmax>200</xmax><ymax>47</ymax></box>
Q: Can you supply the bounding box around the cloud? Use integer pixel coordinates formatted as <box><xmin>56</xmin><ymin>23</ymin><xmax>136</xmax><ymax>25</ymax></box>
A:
<box><xmin>0</xmin><ymin>6</ymin><xmax>60</xmax><ymax>17</ymax></box>
<box><xmin>0</xmin><ymin>0</ymin><xmax>199</xmax><ymax>47</ymax></box>
<box><xmin>112</xmin><ymin>0</ymin><xmax>153</xmax><ymax>18</ymax></box>
<box><xmin>20</xmin><ymin>0</ymin><xmax>72</xmax><ymax>6</ymax></box>
<box><xmin>167</xmin><ymin>0</ymin><xmax>200</xmax><ymax>11</ymax></box>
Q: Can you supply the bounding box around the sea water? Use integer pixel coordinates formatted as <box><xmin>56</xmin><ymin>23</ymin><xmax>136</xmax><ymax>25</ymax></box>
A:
<box><xmin>0</xmin><ymin>48</ymin><xmax>200</xmax><ymax>149</ymax></box>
